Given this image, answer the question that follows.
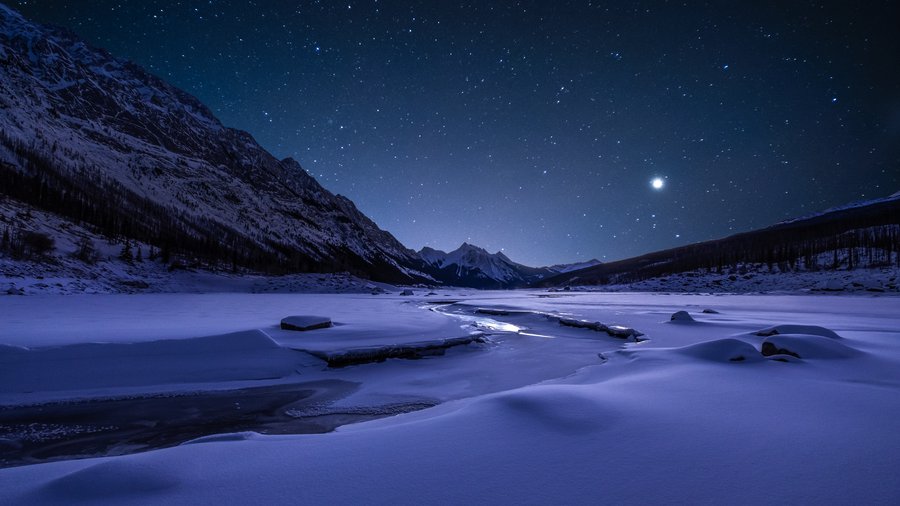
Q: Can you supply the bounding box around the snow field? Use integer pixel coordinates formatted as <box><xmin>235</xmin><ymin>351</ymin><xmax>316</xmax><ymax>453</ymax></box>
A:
<box><xmin>0</xmin><ymin>291</ymin><xmax>898</xmax><ymax>504</ymax></box>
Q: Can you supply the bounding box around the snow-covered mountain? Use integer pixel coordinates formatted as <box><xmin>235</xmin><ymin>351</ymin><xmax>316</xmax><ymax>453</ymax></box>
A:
<box><xmin>419</xmin><ymin>243</ymin><xmax>539</xmax><ymax>288</ymax></box>
<box><xmin>418</xmin><ymin>243</ymin><xmax>596</xmax><ymax>288</ymax></box>
<box><xmin>0</xmin><ymin>4</ymin><xmax>427</xmax><ymax>283</ymax></box>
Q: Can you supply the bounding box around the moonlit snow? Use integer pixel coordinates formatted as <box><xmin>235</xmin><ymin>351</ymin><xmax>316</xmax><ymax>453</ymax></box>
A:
<box><xmin>1</xmin><ymin>290</ymin><xmax>899</xmax><ymax>504</ymax></box>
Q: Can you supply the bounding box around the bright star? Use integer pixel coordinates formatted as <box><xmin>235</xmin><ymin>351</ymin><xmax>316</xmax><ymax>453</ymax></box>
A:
<box><xmin>651</xmin><ymin>177</ymin><xmax>665</xmax><ymax>190</ymax></box>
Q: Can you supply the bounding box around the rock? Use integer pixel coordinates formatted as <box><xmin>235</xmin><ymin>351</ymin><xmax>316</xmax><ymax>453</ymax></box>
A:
<box><xmin>559</xmin><ymin>318</ymin><xmax>608</xmax><ymax>332</ymax></box>
<box><xmin>310</xmin><ymin>334</ymin><xmax>484</xmax><ymax>367</ymax></box>
<box><xmin>280</xmin><ymin>316</ymin><xmax>332</xmax><ymax>331</ymax></box>
<box><xmin>559</xmin><ymin>318</ymin><xmax>643</xmax><ymax>339</ymax></box>
<box><xmin>399</xmin><ymin>289</ymin><xmax>414</xmax><ymax>296</ymax></box>
<box><xmin>670</xmin><ymin>310</ymin><xmax>695</xmax><ymax>322</ymax></box>
<box><xmin>761</xmin><ymin>341</ymin><xmax>801</xmax><ymax>359</ymax></box>
<box><xmin>701</xmin><ymin>308</ymin><xmax>720</xmax><ymax>314</ymax></box>
<box><xmin>607</xmin><ymin>325</ymin><xmax>644</xmax><ymax>340</ymax></box>
<box><xmin>6</xmin><ymin>286</ymin><xmax>25</xmax><ymax>295</ymax></box>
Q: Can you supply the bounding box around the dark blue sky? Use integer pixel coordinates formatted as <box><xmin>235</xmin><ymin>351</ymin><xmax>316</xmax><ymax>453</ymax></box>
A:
<box><xmin>14</xmin><ymin>0</ymin><xmax>899</xmax><ymax>266</ymax></box>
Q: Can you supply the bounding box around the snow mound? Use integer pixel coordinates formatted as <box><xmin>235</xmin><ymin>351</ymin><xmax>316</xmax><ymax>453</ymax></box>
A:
<box><xmin>470</xmin><ymin>386</ymin><xmax>615</xmax><ymax>435</ymax></box>
<box><xmin>670</xmin><ymin>310</ymin><xmax>696</xmax><ymax>322</ymax></box>
<box><xmin>673</xmin><ymin>338</ymin><xmax>764</xmax><ymax>363</ymax></box>
<box><xmin>754</xmin><ymin>325</ymin><xmax>842</xmax><ymax>339</ymax></box>
<box><xmin>41</xmin><ymin>460</ymin><xmax>180</xmax><ymax>502</ymax></box>
<box><xmin>280</xmin><ymin>315</ymin><xmax>332</xmax><ymax>331</ymax></box>
<box><xmin>761</xmin><ymin>335</ymin><xmax>861</xmax><ymax>360</ymax></box>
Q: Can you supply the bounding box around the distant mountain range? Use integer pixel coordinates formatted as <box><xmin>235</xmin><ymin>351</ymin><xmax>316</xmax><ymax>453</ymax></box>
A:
<box><xmin>418</xmin><ymin>243</ymin><xmax>599</xmax><ymax>288</ymax></box>
<box><xmin>538</xmin><ymin>192</ymin><xmax>900</xmax><ymax>288</ymax></box>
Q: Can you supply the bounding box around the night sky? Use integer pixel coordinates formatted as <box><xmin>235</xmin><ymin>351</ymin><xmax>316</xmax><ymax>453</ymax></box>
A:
<box><xmin>13</xmin><ymin>1</ymin><xmax>900</xmax><ymax>266</ymax></box>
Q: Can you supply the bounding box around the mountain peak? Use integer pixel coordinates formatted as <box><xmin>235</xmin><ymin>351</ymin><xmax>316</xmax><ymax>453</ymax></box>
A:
<box><xmin>455</xmin><ymin>242</ymin><xmax>484</xmax><ymax>252</ymax></box>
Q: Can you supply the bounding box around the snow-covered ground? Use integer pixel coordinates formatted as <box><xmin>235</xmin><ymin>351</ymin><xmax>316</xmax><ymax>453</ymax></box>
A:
<box><xmin>1</xmin><ymin>290</ymin><xmax>899</xmax><ymax>504</ymax></box>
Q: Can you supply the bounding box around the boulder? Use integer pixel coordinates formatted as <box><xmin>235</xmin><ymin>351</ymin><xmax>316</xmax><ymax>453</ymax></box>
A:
<box><xmin>280</xmin><ymin>315</ymin><xmax>332</xmax><ymax>331</ymax></box>
<box><xmin>761</xmin><ymin>341</ymin><xmax>801</xmax><ymax>359</ymax></box>
<box><xmin>399</xmin><ymin>289</ymin><xmax>414</xmax><ymax>296</ymax></box>
<box><xmin>670</xmin><ymin>310</ymin><xmax>695</xmax><ymax>322</ymax></box>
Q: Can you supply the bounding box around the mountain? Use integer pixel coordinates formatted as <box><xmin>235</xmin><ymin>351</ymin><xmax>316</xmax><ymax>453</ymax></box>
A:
<box><xmin>418</xmin><ymin>243</ymin><xmax>550</xmax><ymax>288</ymax></box>
<box><xmin>418</xmin><ymin>243</ymin><xmax>596</xmax><ymax>288</ymax></box>
<box><xmin>537</xmin><ymin>192</ymin><xmax>900</xmax><ymax>288</ymax></box>
<box><xmin>546</xmin><ymin>259</ymin><xmax>602</xmax><ymax>273</ymax></box>
<box><xmin>0</xmin><ymin>4</ymin><xmax>427</xmax><ymax>283</ymax></box>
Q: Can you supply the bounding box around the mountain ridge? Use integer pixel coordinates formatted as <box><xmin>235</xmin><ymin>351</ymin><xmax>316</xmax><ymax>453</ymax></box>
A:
<box><xmin>538</xmin><ymin>191</ymin><xmax>900</xmax><ymax>288</ymax></box>
<box><xmin>417</xmin><ymin>242</ymin><xmax>600</xmax><ymax>288</ymax></box>
<box><xmin>0</xmin><ymin>3</ymin><xmax>429</xmax><ymax>283</ymax></box>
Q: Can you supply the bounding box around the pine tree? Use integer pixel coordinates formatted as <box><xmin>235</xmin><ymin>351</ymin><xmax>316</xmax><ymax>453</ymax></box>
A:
<box><xmin>119</xmin><ymin>240</ymin><xmax>133</xmax><ymax>262</ymax></box>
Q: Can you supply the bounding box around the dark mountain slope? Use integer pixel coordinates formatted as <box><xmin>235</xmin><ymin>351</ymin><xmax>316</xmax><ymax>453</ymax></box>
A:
<box><xmin>0</xmin><ymin>4</ymin><xmax>426</xmax><ymax>283</ymax></box>
<box><xmin>538</xmin><ymin>193</ymin><xmax>900</xmax><ymax>287</ymax></box>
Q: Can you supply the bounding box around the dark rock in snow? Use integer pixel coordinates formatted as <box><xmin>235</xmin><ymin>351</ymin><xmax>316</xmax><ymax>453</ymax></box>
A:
<box><xmin>558</xmin><ymin>317</ymin><xmax>644</xmax><ymax>340</ymax></box>
<box><xmin>309</xmin><ymin>334</ymin><xmax>487</xmax><ymax>367</ymax></box>
<box><xmin>701</xmin><ymin>308</ymin><xmax>720</xmax><ymax>314</ymax></box>
<box><xmin>670</xmin><ymin>310</ymin><xmax>695</xmax><ymax>322</ymax></box>
<box><xmin>559</xmin><ymin>318</ymin><xmax>609</xmax><ymax>332</ymax></box>
<box><xmin>399</xmin><ymin>289</ymin><xmax>414</xmax><ymax>296</ymax></box>
<box><xmin>280</xmin><ymin>316</ymin><xmax>332</xmax><ymax>331</ymax></box>
<box><xmin>761</xmin><ymin>341</ymin><xmax>801</xmax><ymax>359</ymax></box>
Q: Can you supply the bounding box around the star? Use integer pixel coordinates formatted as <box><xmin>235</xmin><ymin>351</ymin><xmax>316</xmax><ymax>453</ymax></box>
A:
<box><xmin>651</xmin><ymin>177</ymin><xmax>665</xmax><ymax>190</ymax></box>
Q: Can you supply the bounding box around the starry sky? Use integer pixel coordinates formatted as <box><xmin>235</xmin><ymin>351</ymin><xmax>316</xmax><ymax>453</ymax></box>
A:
<box><xmin>13</xmin><ymin>0</ymin><xmax>900</xmax><ymax>266</ymax></box>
